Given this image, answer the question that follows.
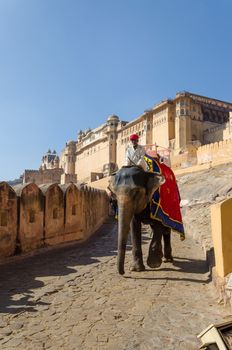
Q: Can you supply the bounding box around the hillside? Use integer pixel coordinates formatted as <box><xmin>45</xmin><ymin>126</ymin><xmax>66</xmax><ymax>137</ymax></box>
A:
<box><xmin>7</xmin><ymin>177</ymin><xmax>23</xmax><ymax>186</ymax></box>
<box><xmin>177</xmin><ymin>162</ymin><xmax>232</xmax><ymax>255</ymax></box>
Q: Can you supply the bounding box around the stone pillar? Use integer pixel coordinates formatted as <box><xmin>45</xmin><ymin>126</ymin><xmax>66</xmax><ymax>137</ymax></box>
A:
<box><xmin>106</xmin><ymin>115</ymin><xmax>119</xmax><ymax>174</ymax></box>
<box><xmin>64</xmin><ymin>141</ymin><xmax>76</xmax><ymax>175</ymax></box>
<box><xmin>174</xmin><ymin>115</ymin><xmax>191</xmax><ymax>152</ymax></box>
<box><xmin>211</xmin><ymin>198</ymin><xmax>232</xmax><ymax>277</ymax></box>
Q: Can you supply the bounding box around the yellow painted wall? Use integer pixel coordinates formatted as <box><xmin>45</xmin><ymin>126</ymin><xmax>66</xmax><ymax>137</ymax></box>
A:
<box><xmin>211</xmin><ymin>198</ymin><xmax>232</xmax><ymax>277</ymax></box>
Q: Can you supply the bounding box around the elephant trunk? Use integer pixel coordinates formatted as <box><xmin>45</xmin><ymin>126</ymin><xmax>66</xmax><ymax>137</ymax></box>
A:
<box><xmin>117</xmin><ymin>200</ymin><xmax>134</xmax><ymax>275</ymax></box>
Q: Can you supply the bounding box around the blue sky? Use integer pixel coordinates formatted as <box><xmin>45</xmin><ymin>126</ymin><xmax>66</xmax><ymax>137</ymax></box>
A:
<box><xmin>0</xmin><ymin>0</ymin><xmax>232</xmax><ymax>180</ymax></box>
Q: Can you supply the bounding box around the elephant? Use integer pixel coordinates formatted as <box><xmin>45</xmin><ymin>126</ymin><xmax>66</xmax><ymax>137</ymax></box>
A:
<box><xmin>109</xmin><ymin>165</ymin><xmax>170</xmax><ymax>275</ymax></box>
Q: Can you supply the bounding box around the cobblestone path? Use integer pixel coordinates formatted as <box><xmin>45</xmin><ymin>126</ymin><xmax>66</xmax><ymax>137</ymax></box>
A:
<box><xmin>0</xmin><ymin>218</ymin><xmax>231</xmax><ymax>350</ymax></box>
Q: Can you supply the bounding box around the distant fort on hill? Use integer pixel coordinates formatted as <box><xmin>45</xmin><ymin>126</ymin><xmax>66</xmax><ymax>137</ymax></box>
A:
<box><xmin>22</xmin><ymin>91</ymin><xmax>232</xmax><ymax>185</ymax></box>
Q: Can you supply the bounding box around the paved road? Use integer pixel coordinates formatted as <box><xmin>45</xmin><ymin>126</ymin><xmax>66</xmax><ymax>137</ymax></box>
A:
<box><xmin>0</xmin><ymin>218</ymin><xmax>230</xmax><ymax>350</ymax></box>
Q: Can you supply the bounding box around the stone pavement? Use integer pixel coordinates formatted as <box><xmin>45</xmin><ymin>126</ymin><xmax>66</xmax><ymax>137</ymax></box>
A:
<box><xmin>0</xmin><ymin>218</ymin><xmax>231</xmax><ymax>350</ymax></box>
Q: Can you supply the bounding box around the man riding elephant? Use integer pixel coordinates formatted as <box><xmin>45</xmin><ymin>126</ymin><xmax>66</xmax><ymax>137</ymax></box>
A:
<box><xmin>125</xmin><ymin>133</ymin><xmax>147</xmax><ymax>170</ymax></box>
<box><xmin>110</xmin><ymin>141</ymin><xmax>185</xmax><ymax>275</ymax></box>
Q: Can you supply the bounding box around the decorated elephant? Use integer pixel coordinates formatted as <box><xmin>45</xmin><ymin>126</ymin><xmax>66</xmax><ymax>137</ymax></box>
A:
<box><xmin>109</xmin><ymin>155</ymin><xmax>185</xmax><ymax>275</ymax></box>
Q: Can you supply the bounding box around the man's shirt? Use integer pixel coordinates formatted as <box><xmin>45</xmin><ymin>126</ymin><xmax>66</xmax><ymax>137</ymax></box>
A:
<box><xmin>125</xmin><ymin>145</ymin><xmax>145</xmax><ymax>166</ymax></box>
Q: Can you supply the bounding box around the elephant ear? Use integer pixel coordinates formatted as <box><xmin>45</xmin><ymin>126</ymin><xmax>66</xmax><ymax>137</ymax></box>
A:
<box><xmin>146</xmin><ymin>172</ymin><xmax>165</xmax><ymax>197</ymax></box>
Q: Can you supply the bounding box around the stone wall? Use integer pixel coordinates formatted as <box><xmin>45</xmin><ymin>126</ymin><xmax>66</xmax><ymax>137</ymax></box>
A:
<box><xmin>0</xmin><ymin>182</ymin><xmax>109</xmax><ymax>260</ymax></box>
<box><xmin>23</xmin><ymin>168</ymin><xmax>64</xmax><ymax>185</ymax></box>
<box><xmin>203</xmin><ymin>123</ymin><xmax>227</xmax><ymax>144</ymax></box>
<box><xmin>197</xmin><ymin>138</ymin><xmax>232</xmax><ymax>166</ymax></box>
<box><xmin>170</xmin><ymin>137</ymin><xmax>232</xmax><ymax>170</ymax></box>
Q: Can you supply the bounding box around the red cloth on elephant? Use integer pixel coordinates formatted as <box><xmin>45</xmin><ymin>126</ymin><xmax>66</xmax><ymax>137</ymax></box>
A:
<box><xmin>158</xmin><ymin>162</ymin><xmax>182</xmax><ymax>222</ymax></box>
<box><xmin>144</xmin><ymin>154</ymin><xmax>185</xmax><ymax>237</ymax></box>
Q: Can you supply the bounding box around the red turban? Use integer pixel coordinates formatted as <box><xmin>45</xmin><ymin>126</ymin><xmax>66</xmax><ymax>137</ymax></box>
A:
<box><xmin>129</xmin><ymin>134</ymin><xmax>139</xmax><ymax>141</ymax></box>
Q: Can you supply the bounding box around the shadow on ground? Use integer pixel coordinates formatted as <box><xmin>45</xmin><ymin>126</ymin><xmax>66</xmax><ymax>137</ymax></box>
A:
<box><xmin>0</xmin><ymin>219</ymin><xmax>210</xmax><ymax>315</ymax></box>
<box><xmin>0</xmin><ymin>218</ymin><xmax>118</xmax><ymax>314</ymax></box>
<box><xmin>124</xmin><ymin>255</ymin><xmax>211</xmax><ymax>284</ymax></box>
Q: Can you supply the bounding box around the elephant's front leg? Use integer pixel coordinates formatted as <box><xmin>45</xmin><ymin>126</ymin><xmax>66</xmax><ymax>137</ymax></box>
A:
<box><xmin>147</xmin><ymin>221</ymin><xmax>164</xmax><ymax>268</ymax></box>
<box><xmin>130</xmin><ymin>216</ymin><xmax>145</xmax><ymax>272</ymax></box>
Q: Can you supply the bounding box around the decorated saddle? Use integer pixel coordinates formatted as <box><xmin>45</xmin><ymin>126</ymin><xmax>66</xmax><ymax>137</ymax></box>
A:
<box><xmin>144</xmin><ymin>154</ymin><xmax>185</xmax><ymax>239</ymax></box>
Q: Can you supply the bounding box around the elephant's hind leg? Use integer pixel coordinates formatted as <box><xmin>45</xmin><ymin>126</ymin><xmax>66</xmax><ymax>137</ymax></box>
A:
<box><xmin>163</xmin><ymin>227</ymin><xmax>173</xmax><ymax>263</ymax></box>
<box><xmin>147</xmin><ymin>221</ymin><xmax>164</xmax><ymax>268</ymax></box>
<box><xmin>130</xmin><ymin>216</ymin><xmax>145</xmax><ymax>272</ymax></box>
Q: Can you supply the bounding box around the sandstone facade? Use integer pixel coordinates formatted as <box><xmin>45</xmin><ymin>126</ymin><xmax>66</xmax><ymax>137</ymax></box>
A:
<box><xmin>22</xmin><ymin>91</ymin><xmax>232</xmax><ymax>185</ymax></box>
<box><xmin>60</xmin><ymin>91</ymin><xmax>232</xmax><ymax>183</ymax></box>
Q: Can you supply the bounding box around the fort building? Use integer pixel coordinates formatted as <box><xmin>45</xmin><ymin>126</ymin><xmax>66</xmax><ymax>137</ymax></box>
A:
<box><xmin>22</xmin><ymin>91</ymin><xmax>232</xmax><ymax>185</ymax></box>
<box><xmin>71</xmin><ymin>91</ymin><xmax>232</xmax><ymax>183</ymax></box>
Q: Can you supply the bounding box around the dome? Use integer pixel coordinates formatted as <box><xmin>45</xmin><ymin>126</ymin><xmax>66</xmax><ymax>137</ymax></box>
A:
<box><xmin>66</xmin><ymin>140</ymin><xmax>75</xmax><ymax>146</ymax></box>
<box><xmin>107</xmin><ymin>114</ymin><xmax>119</xmax><ymax>122</ymax></box>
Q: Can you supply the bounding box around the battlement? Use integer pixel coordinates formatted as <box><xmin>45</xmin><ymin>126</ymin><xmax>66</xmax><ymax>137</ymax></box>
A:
<box><xmin>0</xmin><ymin>182</ymin><xmax>109</xmax><ymax>259</ymax></box>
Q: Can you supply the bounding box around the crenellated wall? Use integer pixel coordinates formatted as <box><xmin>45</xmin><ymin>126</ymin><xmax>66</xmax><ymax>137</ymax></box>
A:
<box><xmin>197</xmin><ymin>138</ymin><xmax>232</xmax><ymax>166</ymax></box>
<box><xmin>0</xmin><ymin>182</ymin><xmax>109</xmax><ymax>260</ymax></box>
